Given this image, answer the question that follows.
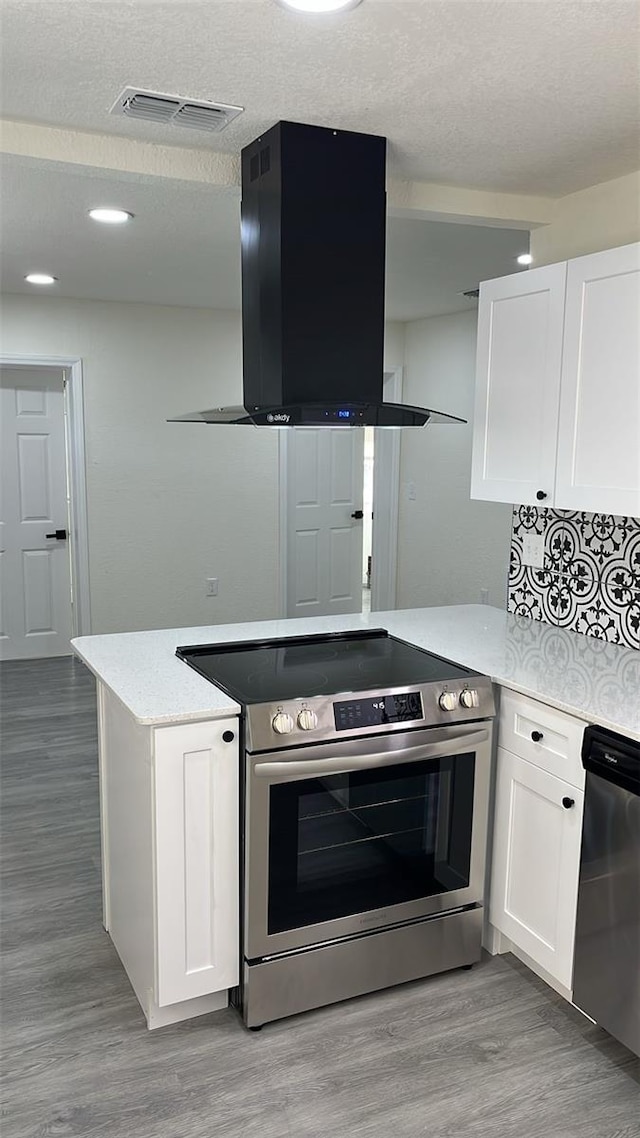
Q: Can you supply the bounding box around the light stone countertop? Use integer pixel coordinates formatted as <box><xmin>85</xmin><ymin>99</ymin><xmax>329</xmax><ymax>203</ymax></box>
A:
<box><xmin>72</xmin><ymin>605</ymin><xmax>640</xmax><ymax>741</ymax></box>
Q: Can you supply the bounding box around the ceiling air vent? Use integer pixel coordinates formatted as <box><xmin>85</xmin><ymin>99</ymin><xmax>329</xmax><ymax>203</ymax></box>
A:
<box><xmin>110</xmin><ymin>88</ymin><xmax>244</xmax><ymax>133</ymax></box>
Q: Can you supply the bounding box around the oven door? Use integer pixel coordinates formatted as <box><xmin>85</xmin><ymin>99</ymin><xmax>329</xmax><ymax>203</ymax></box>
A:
<box><xmin>245</xmin><ymin>721</ymin><xmax>492</xmax><ymax>960</ymax></box>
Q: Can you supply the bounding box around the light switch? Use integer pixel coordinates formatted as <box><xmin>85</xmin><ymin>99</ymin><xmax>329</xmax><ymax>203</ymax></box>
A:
<box><xmin>522</xmin><ymin>534</ymin><xmax>544</xmax><ymax>569</ymax></box>
<box><xmin>407</xmin><ymin>481</ymin><xmax>417</xmax><ymax>501</ymax></box>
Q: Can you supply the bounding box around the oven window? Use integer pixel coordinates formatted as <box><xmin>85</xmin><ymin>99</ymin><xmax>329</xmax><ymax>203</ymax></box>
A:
<box><xmin>267</xmin><ymin>754</ymin><xmax>475</xmax><ymax>934</ymax></box>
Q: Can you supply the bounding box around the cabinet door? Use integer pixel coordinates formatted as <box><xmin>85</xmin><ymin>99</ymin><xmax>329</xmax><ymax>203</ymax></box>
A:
<box><xmin>471</xmin><ymin>263</ymin><xmax>567</xmax><ymax>505</ymax></box>
<box><xmin>490</xmin><ymin>747</ymin><xmax>583</xmax><ymax>989</ymax></box>
<box><xmin>154</xmin><ymin>718</ymin><xmax>239</xmax><ymax>1007</ymax></box>
<box><xmin>555</xmin><ymin>243</ymin><xmax>640</xmax><ymax>516</ymax></box>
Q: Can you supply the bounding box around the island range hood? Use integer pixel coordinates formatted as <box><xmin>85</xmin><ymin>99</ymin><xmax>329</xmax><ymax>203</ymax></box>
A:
<box><xmin>171</xmin><ymin>120</ymin><xmax>465</xmax><ymax>428</ymax></box>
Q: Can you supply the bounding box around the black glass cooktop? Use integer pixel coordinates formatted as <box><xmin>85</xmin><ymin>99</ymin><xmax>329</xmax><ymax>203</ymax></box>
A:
<box><xmin>176</xmin><ymin>629</ymin><xmax>473</xmax><ymax>705</ymax></box>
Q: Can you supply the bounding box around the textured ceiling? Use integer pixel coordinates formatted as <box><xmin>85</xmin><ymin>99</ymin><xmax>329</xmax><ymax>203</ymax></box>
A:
<box><xmin>0</xmin><ymin>160</ymin><xmax>243</xmax><ymax>311</ymax></box>
<box><xmin>0</xmin><ymin>156</ymin><xmax>528</xmax><ymax>319</ymax></box>
<box><xmin>2</xmin><ymin>0</ymin><xmax>639</xmax><ymax>196</ymax></box>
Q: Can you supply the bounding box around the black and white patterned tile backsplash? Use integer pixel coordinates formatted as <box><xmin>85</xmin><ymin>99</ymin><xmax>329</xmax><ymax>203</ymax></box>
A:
<box><xmin>508</xmin><ymin>507</ymin><xmax>640</xmax><ymax>649</ymax></box>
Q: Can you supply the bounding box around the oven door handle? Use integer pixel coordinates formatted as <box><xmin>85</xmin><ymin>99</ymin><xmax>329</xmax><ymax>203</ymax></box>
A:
<box><xmin>253</xmin><ymin>729</ymin><xmax>490</xmax><ymax>779</ymax></box>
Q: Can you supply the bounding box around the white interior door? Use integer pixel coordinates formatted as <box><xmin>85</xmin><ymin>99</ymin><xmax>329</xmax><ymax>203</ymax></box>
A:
<box><xmin>286</xmin><ymin>428</ymin><xmax>365</xmax><ymax>617</ymax></box>
<box><xmin>0</xmin><ymin>368</ymin><xmax>73</xmax><ymax>659</ymax></box>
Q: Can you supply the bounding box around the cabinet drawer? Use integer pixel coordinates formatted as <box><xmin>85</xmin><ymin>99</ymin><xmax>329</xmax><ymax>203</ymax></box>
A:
<box><xmin>498</xmin><ymin>690</ymin><xmax>587</xmax><ymax>789</ymax></box>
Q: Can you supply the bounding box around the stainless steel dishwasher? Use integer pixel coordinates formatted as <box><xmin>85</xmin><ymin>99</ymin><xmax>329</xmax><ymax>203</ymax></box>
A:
<box><xmin>572</xmin><ymin>725</ymin><xmax>640</xmax><ymax>1057</ymax></box>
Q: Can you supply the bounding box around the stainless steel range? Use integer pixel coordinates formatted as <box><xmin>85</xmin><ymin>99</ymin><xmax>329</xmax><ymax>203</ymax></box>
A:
<box><xmin>177</xmin><ymin>629</ymin><xmax>495</xmax><ymax>1029</ymax></box>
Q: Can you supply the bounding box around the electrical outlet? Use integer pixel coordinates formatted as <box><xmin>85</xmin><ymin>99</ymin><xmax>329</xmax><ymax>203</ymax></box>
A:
<box><xmin>522</xmin><ymin>534</ymin><xmax>544</xmax><ymax>569</ymax></box>
<box><xmin>206</xmin><ymin>578</ymin><xmax>218</xmax><ymax>597</ymax></box>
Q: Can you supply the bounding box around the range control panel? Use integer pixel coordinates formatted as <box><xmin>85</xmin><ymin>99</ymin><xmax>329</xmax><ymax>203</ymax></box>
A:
<box><xmin>244</xmin><ymin>677</ymin><xmax>496</xmax><ymax>753</ymax></box>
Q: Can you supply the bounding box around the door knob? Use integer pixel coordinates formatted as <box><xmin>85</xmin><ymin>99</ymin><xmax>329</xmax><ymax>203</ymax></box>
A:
<box><xmin>536</xmin><ymin>490</ymin><xmax>547</xmax><ymax>501</ymax></box>
<box><xmin>45</xmin><ymin>529</ymin><xmax>67</xmax><ymax>541</ymax></box>
<box><xmin>351</xmin><ymin>510</ymin><xmax>364</xmax><ymax>519</ymax></box>
<box><xmin>562</xmin><ymin>797</ymin><xmax>575</xmax><ymax>809</ymax></box>
<box><xmin>531</xmin><ymin>730</ymin><xmax>544</xmax><ymax>742</ymax></box>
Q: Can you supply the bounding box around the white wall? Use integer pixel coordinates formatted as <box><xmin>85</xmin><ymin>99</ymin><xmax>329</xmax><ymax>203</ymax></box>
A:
<box><xmin>1</xmin><ymin>294</ymin><xmax>281</xmax><ymax>635</ymax></box>
<box><xmin>384</xmin><ymin>321</ymin><xmax>405</xmax><ymax>371</ymax></box>
<box><xmin>531</xmin><ymin>170</ymin><xmax>640</xmax><ymax>264</ymax></box>
<box><xmin>396</xmin><ymin>310</ymin><xmax>512</xmax><ymax>610</ymax></box>
<box><xmin>1</xmin><ymin>297</ymin><xmax>407</xmax><ymax>635</ymax></box>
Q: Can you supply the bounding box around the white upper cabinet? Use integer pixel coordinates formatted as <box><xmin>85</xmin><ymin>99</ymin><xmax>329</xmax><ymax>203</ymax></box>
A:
<box><xmin>470</xmin><ymin>263</ymin><xmax>567</xmax><ymax>506</ymax></box>
<box><xmin>471</xmin><ymin>242</ymin><xmax>640</xmax><ymax>515</ymax></box>
<box><xmin>555</xmin><ymin>243</ymin><xmax>640</xmax><ymax>517</ymax></box>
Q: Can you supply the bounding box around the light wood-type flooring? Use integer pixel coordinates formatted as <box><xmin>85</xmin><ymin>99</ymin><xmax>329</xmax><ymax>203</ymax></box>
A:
<box><xmin>1</xmin><ymin>656</ymin><xmax>638</xmax><ymax>1138</ymax></box>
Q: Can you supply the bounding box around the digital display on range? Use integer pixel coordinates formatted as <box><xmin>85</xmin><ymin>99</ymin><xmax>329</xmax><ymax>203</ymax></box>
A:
<box><xmin>333</xmin><ymin>692</ymin><xmax>423</xmax><ymax>731</ymax></box>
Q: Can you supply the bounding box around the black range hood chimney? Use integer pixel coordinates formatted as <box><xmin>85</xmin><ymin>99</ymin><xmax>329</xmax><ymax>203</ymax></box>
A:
<box><xmin>171</xmin><ymin>121</ymin><xmax>465</xmax><ymax>428</ymax></box>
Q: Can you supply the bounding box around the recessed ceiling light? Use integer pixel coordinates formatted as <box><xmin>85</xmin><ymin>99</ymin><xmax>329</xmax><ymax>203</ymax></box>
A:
<box><xmin>517</xmin><ymin>253</ymin><xmax>533</xmax><ymax>265</ymax></box>
<box><xmin>277</xmin><ymin>0</ymin><xmax>363</xmax><ymax>12</ymax></box>
<box><xmin>88</xmin><ymin>208</ymin><xmax>134</xmax><ymax>224</ymax></box>
<box><xmin>25</xmin><ymin>273</ymin><xmax>58</xmax><ymax>285</ymax></box>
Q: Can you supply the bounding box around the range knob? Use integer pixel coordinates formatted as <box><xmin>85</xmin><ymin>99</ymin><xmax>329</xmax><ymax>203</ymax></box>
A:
<box><xmin>272</xmin><ymin>711</ymin><xmax>294</xmax><ymax>735</ymax></box>
<box><xmin>439</xmin><ymin>691</ymin><xmax>458</xmax><ymax>712</ymax></box>
<box><xmin>460</xmin><ymin>689</ymin><xmax>479</xmax><ymax>709</ymax></box>
<box><xmin>297</xmin><ymin>708</ymin><xmax>318</xmax><ymax>732</ymax></box>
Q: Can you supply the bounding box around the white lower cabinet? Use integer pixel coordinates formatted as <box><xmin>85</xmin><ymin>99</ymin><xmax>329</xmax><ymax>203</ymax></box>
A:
<box><xmin>154</xmin><ymin>719</ymin><xmax>240</xmax><ymax>1007</ymax></box>
<box><xmin>490</xmin><ymin>745</ymin><xmax>584</xmax><ymax>990</ymax></box>
<box><xmin>97</xmin><ymin>683</ymin><xmax>240</xmax><ymax>1028</ymax></box>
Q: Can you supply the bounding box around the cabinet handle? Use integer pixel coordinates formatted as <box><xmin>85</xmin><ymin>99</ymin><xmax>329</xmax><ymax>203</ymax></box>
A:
<box><xmin>536</xmin><ymin>490</ymin><xmax>547</xmax><ymax>501</ymax></box>
<box><xmin>222</xmin><ymin>730</ymin><xmax>235</xmax><ymax>743</ymax></box>
<box><xmin>562</xmin><ymin>797</ymin><xmax>575</xmax><ymax>809</ymax></box>
<box><xmin>531</xmin><ymin>730</ymin><xmax>544</xmax><ymax>742</ymax></box>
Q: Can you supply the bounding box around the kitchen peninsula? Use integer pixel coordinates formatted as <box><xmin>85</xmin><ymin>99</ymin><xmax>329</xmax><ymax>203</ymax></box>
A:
<box><xmin>72</xmin><ymin>604</ymin><xmax>640</xmax><ymax>1030</ymax></box>
<box><xmin>73</xmin><ymin>604</ymin><xmax>640</xmax><ymax>737</ymax></box>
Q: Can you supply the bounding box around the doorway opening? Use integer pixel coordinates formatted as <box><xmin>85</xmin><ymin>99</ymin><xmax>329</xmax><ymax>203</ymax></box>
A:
<box><xmin>362</xmin><ymin>427</ymin><xmax>374</xmax><ymax>614</ymax></box>
<box><xmin>0</xmin><ymin>355</ymin><xmax>90</xmax><ymax>659</ymax></box>
<box><xmin>280</xmin><ymin>366</ymin><xmax>403</xmax><ymax>619</ymax></box>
